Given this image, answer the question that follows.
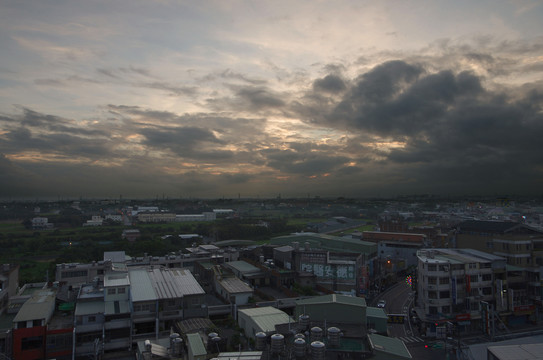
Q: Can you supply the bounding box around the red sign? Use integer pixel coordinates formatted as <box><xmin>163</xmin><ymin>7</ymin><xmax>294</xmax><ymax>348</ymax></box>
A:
<box><xmin>456</xmin><ymin>313</ymin><xmax>471</xmax><ymax>321</ymax></box>
<box><xmin>514</xmin><ymin>305</ymin><xmax>535</xmax><ymax>313</ymax></box>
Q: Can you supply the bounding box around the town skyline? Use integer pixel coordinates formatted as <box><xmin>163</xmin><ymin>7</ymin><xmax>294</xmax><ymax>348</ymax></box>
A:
<box><xmin>1</xmin><ymin>0</ymin><xmax>543</xmax><ymax>199</ymax></box>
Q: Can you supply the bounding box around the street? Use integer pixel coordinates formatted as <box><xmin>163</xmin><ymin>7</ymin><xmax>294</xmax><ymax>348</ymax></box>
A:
<box><xmin>375</xmin><ymin>281</ymin><xmax>456</xmax><ymax>360</ymax></box>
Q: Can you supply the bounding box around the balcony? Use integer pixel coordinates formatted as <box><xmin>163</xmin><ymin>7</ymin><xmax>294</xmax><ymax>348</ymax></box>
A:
<box><xmin>104</xmin><ymin>318</ymin><xmax>130</xmax><ymax>330</ymax></box>
<box><xmin>75</xmin><ymin>323</ymin><xmax>103</xmax><ymax>333</ymax></box>
<box><xmin>159</xmin><ymin>309</ymin><xmax>182</xmax><ymax>320</ymax></box>
<box><xmin>103</xmin><ymin>338</ymin><xmax>131</xmax><ymax>351</ymax></box>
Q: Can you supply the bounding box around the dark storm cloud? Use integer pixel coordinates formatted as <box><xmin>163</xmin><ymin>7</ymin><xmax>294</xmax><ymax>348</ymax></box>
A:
<box><xmin>288</xmin><ymin>57</ymin><xmax>543</xmax><ymax>194</ymax></box>
<box><xmin>313</xmin><ymin>74</ymin><xmax>346</xmax><ymax>94</ymax></box>
<box><xmin>0</xmin><ymin>108</ymin><xmax>113</xmax><ymax>159</ymax></box>
<box><xmin>235</xmin><ymin>86</ymin><xmax>285</xmax><ymax>109</ymax></box>
<box><xmin>262</xmin><ymin>148</ymin><xmax>350</xmax><ymax>175</ymax></box>
<box><xmin>206</xmin><ymin>85</ymin><xmax>287</xmax><ymax>113</ymax></box>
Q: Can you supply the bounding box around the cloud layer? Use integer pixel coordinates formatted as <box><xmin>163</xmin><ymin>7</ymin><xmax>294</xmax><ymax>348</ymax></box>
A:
<box><xmin>0</xmin><ymin>1</ymin><xmax>542</xmax><ymax>198</ymax></box>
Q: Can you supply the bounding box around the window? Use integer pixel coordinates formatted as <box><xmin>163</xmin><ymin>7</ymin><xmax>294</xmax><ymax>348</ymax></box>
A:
<box><xmin>470</xmin><ymin>275</ymin><xmax>478</xmax><ymax>283</ymax></box>
<box><xmin>21</xmin><ymin>336</ymin><xmax>43</xmax><ymax>350</ymax></box>
<box><xmin>88</xmin><ymin>316</ymin><xmax>96</xmax><ymax>323</ymax></box>
<box><xmin>440</xmin><ymin>277</ymin><xmax>449</xmax><ymax>285</ymax></box>
<box><xmin>118</xmin><ymin>287</ymin><xmax>126</xmax><ymax>294</ymax></box>
<box><xmin>32</xmin><ymin>319</ymin><xmax>41</xmax><ymax>327</ymax></box>
<box><xmin>61</xmin><ymin>270</ymin><xmax>88</xmax><ymax>278</ymax></box>
<box><xmin>482</xmin><ymin>287</ymin><xmax>492</xmax><ymax>295</ymax></box>
<box><xmin>439</xmin><ymin>291</ymin><xmax>450</xmax><ymax>299</ymax></box>
<box><xmin>428</xmin><ymin>277</ymin><xmax>437</xmax><ymax>285</ymax></box>
<box><xmin>482</xmin><ymin>274</ymin><xmax>492</xmax><ymax>281</ymax></box>
<box><xmin>107</xmin><ymin>288</ymin><xmax>116</xmax><ymax>295</ymax></box>
<box><xmin>428</xmin><ymin>264</ymin><xmax>437</xmax><ymax>271</ymax></box>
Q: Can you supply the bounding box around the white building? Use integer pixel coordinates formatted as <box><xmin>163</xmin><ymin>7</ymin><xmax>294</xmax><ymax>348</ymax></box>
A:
<box><xmin>416</xmin><ymin>248</ymin><xmax>506</xmax><ymax>336</ymax></box>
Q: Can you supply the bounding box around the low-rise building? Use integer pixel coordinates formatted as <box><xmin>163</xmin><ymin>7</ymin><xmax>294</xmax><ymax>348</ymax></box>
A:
<box><xmin>237</xmin><ymin>307</ymin><xmax>292</xmax><ymax>339</ymax></box>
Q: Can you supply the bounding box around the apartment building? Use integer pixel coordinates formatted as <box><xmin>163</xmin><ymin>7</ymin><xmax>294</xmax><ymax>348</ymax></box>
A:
<box><xmin>415</xmin><ymin>248</ymin><xmax>506</xmax><ymax>336</ymax></box>
<box><xmin>456</xmin><ymin>220</ymin><xmax>543</xmax><ymax>317</ymax></box>
<box><xmin>74</xmin><ymin>265</ymin><xmax>206</xmax><ymax>358</ymax></box>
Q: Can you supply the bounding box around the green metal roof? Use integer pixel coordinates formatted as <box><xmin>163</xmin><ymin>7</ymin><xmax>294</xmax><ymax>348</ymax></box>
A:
<box><xmin>296</xmin><ymin>294</ymin><xmax>367</xmax><ymax>307</ymax></box>
<box><xmin>187</xmin><ymin>333</ymin><xmax>207</xmax><ymax>356</ymax></box>
<box><xmin>238</xmin><ymin>306</ymin><xmax>292</xmax><ymax>333</ymax></box>
<box><xmin>368</xmin><ymin>334</ymin><xmax>412</xmax><ymax>359</ymax></box>
<box><xmin>270</xmin><ymin>233</ymin><xmax>376</xmax><ymax>254</ymax></box>
<box><xmin>366</xmin><ymin>307</ymin><xmax>388</xmax><ymax>319</ymax></box>
<box><xmin>225</xmin><ymin>260</ymin><xmax>261</xmax><ymax>274</ymax></box>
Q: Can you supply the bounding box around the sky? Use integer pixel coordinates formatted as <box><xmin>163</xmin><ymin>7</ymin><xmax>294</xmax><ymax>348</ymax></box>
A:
<box><xmin>1</xmin><ymin>0</ymin><xmax>542</xmax><ymax>200</ymax></box>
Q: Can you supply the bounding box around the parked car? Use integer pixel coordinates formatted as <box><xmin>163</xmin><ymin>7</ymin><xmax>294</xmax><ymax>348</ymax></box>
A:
<box><xmin>377</xmin><ymin>300</ymin><xmax>386</xmax><ymax>308</ymax></box>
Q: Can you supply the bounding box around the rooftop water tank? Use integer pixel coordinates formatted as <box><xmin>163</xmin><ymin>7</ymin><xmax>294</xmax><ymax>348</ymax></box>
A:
<box><xmin>310</xmin><ymin>341</ymin><xmax>326</xmax><ymax>360</ymax></box>
<box><xmin>270</xmin><ymin>333</ymin><xmax>284</xmax><ymax>354</ymax></box>
<box><xmin>293</xmin><ymin>337</ymin><xmax>306</xmax><ymax>358</ymax></box>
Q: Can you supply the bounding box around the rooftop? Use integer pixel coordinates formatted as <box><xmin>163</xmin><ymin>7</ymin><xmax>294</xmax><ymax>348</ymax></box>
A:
<box><xmin>368</xmin><ymin>333</ymin><xmax>412</xmax><ymax>359</ymax></box>
<box><xmin>104</xmin><ymin>272</ymin><xmax>130</xmax><ymax>287</ymax></box>
<box><xmin>296</xmin><ymin>294</ymin><xmax>367</xmax><ymax>308</ymax></box>
<box><xmin>271</xmin><ymin>232</ymin><xmax>376</xmax><ymax>254</ymax></box>
<box><xmin>13</xmin><ymin>288</ymin><xmax>56</xmax><ymax>323</ymax></box>
<box><xmin>224</xmin><ymin>260</ymin><xmax>261</xmax><ymax>274</ymax></box>
<box><xmin>218</xmin><ymin>277</ymin><xmax>253</xmax><ymax>294</ymax></box>
<box><xmin>238</xmin><ymin>307</ymin><xmax>292</xmax><ymax>333</ymax></box>
<box><xmin>186</xmin><ymin>333</ymin><xmax>207</xmax><ymax>356</ymax></box>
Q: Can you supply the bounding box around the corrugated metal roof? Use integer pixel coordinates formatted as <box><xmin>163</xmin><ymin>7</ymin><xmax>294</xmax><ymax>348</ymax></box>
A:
<box><xmin>13</xmin><ymin>289</ymin><xmax>56</xmax><ymax>323</ymax></box>
<box><xmin>219</xmin><ymin>277</ymin><xmax>253</xmax><ymax>294</ymax></box>
<box><xmin>239</xmin><ymin>307</ymin><xmax>291</xmax><ymax>333</ymax></box>
<box><xmin>170</xmin><ymin>268</ymin><xmax>205</xmax><ymax>296</ymax></box>
<box><xmin>129</xmin><ymin>268</ymin><xmax>157</xmax><ymax>302</ymax></box>
<box><xmin>187</xmin><ymin>333</ymin><xmax>207</xmax><ymax>356</ymax></box>
<box><xmin>296</xmin><ymin>294</ymin><xmax>366</xmax><ymax>307</ymax></box>
<box><xmin>368</xmin><ymin>334</ymin><xmax>412</xmax><ymax>359</ymax></box>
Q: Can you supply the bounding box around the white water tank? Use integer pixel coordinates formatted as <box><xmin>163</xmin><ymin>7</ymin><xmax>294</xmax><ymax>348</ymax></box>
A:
<box><xmin>172</xmin><ymin>337</ymin><xmax>183</xmax><ymax>356</ymax></box>
<box><xmin>310</xmin><ymin>326</ymin><xmax>323</xmax><ymax>342</ymax></box>
<box><xmin>294</xmin><ymin>333</ymin><xmax>305</xmax><ymax>339</ymax></box>
<box><xmin>255</xmin><ymin>332</ymin><xmax>267</xmax><ymax>351</ymax></box>
<box><xmin>293</xmin><ymin>337</ymin><xmax>306</xmax><ymax>358</ymax></box>
<box><xmin>144</xmin><ymin>339</ymin><xmax>152</xmax><ymax>352</ymax></box>
<box><xmin>270</xmin><ymin>333</ymin><xmax>284</xmax><ymax>354</ymax></box>
<box><xmin>169</xmin><ymin>333</ymin><xmax>180</xmax><ymax>353</ymax></box>
<box><xmin>299</xmin><ymin>314</ymin><xmax>310</xmax><ymax>329</ymax></box>
<box><xmin>327</xmin><ymin>327</ymin><xmax>341</xmax><ymax>347</ymax></box>
<box><xmin>311</xmin><ymin>341</ymin><xmax>326</xmax><ymax>360</ymax></box>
